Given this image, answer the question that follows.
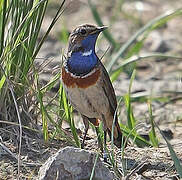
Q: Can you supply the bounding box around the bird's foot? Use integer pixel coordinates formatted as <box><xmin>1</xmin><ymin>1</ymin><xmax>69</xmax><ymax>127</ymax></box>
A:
<box><xmin>103</xmin><ymin>150</ymin><xmax>107</xmax><ymax>163</ymax></box>
<box><xmin>81</xmin><ymin>141</ymin><xmax>85</xmax><ymax>149</ymax></box>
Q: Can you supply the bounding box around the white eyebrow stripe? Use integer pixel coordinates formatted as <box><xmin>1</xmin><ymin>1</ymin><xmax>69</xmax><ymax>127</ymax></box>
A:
<box><xmin>82</xmin><ymin>49</ymin><xmax>92</xmax><ymax>56</ymax></box>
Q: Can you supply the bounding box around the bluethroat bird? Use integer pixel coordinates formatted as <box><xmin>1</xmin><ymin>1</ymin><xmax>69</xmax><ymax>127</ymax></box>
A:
<box><xmin>61</xmin><ymin>24</ymin><xmax>124</xmax><ymax>161</ymax></box>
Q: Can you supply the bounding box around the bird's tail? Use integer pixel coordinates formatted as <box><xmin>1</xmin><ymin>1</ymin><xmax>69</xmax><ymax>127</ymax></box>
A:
<box><xmin>107</xmin><ymin>115</ymin><xmax>126</xmax><ymax>148</ymax></box>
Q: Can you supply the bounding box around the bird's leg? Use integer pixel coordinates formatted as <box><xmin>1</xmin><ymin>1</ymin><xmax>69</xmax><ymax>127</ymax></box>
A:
<box><xmin>82</xmin><ymin>115</ymin><xmax>101</xmax><ymax>149</ymax></box>
<box><xmin>81</xmin><ymin>115</ymin><xmax>89</xmax><ymax>149</ymax></box>
<box><xmin>103</xmin><ymin>130</ymin><xmax>107</xmax><ymax>162</ymax></box>
<box><xmin>101</xmin><ymin>114</ymin><xmax>108</xmax><ymax>162</ymax></box>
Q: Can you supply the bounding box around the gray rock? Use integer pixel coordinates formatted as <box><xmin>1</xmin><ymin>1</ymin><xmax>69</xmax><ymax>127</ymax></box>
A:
<box><xmin>38</xmin><ymin>146</ymin><xmax>115</xmax><ymax>180</ymax></box>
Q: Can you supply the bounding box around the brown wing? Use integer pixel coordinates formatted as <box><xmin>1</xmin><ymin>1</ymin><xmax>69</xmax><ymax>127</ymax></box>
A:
<box><xmin>98</xmin><ymin>60</ymin><xmax>117</xmax><ymax>115</ymax></box>
<box><xmin>98</xmin><ymin>60</ymin><xmax>124</xmax><ymax>148</ymax></box>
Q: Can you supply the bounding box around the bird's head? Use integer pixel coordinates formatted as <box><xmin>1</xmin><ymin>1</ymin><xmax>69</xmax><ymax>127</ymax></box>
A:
<box><xmin>67</xmin><ymin>24</ymin><xmax>107</xmax><ymax>56</ymax></box>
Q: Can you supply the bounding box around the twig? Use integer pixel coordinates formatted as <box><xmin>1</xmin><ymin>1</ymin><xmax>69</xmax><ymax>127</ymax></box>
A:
<box><xmin>0</xmin><ymin>120</ymin><xmax>39</xmax><ymax>133</ymax></box>
<box><xmin>160</xmin><ymin>96</ymin><xmax>182</xmax><ymax>108</ymax></box>
<box><xmin>100</xmin><ymin>45</ymin><xmax>111</xmax><ymax>61</ymax></box>
<box><xmin>0</xmin><ymin>141</ymin><xmax>41</xmax><ymax>167</ymax></box>
<box><xmin>124</xmin><ymin>160</ymin><xmax>150</xmax><ymax>180</ymax></box>
<box><xmin>0</xmin><ymin>141</ymin><xmax>18</xmax><ymax>162</ymax></box>
<box><xmin>8</xmin><ymin>83</ymin><xmax>22</xmax><ymax>179</ymax></box>
<box><xmin>0</xmin><ymin>60</ymin><xmax>22</xmax><ymax>180</ymax></box>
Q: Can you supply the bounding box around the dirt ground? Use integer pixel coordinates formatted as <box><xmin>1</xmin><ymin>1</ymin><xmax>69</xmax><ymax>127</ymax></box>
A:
<box><xmin>1</xmin><ymin>0</ymin><xmax>182</xmax><ymax>179</ymax></box>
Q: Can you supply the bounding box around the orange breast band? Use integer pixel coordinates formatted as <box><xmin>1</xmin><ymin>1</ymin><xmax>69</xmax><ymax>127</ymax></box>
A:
<box><xmin>62</xmin><ymin>67</ymin><xmax>101</xmax><ymax>89</ymax></box>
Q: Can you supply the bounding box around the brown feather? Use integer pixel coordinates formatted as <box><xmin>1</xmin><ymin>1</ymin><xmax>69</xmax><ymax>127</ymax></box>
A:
<box><xmin>98</xmin><ymin>60</ymin><xmax>124</xmax><ymax>147</ymax></box>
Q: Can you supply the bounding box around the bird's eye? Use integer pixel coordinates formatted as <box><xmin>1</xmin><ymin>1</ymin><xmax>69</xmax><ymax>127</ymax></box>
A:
<box><xmin>80</xmin><ymin>29</ymin><xmax>86</xmax><ymax>35</ymax></box>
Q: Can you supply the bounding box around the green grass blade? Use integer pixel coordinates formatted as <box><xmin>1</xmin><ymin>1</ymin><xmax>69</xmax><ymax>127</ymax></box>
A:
<box><xmin>120</xmin><ymin>124</ymin><xmax>152</xmax><ymax>147</ymax></box>
<box><xmin>128</xmin><ymin>69</ymin><xmax>136</xmax><ymax>94</ymax></box>
<box><xmin>62</xmin><ymin>89</ymin><xmax>81</xmax><ymax>147</ymax></box>
<box><xmin>40</xmin><ymin>73</ymin><xmax>60</xmax><ymax>93</ymax></box>
<box><xmin>88</xmin><ymin>0</ymin><xmax>119</xmax><ymax>50</ymax></box>
<box><xmin>0</xmin><ymin>0</ymin><xmax>7</xmax><ymax>56</ymax></box>
<box><xmin>35</xmin><ymin>73</ymin><xmax>48</xmax><ymax>141</ymax></box>
<box><xmin>33</xmin><ymin>0</ymin><xmax>66</xmax><ymax>59</ymax></box>
<box><xmin>59</xmin><ymin>22</ymin><xmax>69</xmax><ymax>43</ymax></box>
<box><xmin>156</xmin><ymin>124</ymin><xmax>182</xmax><ymax>178</ymax></box>
<box><xmin>107</xmin><ymin>8</ymin><xmax>182</xmax><ymax>72</ymax></box>
<box><xmin>110</xmin><ymin>68</ymin><xmax>123</xmax><ymax>82</ymax></box>
<box><xmin>62</xmin><ymin>89</ymin><xmax>71</xmax><ymax>121</ymax></box>
<box><xmin>120</xmin><ymin>123</ymin><xmax>151</xmax><ymax>147</ymax></box>
<box><xmin>90</xmin><ymin>153</ymin><xmax>99</xmax><ymax>180</ymax></box>
<box><xmin>111</xmin><ymin>53</ymin><xmax>182</xmax><ymax>82</ymax></box>
<box><xmin>125</xmin><ymin>39</ymin><xmax>144</xmax><ymax>59</ymax></box>
<box><xmin>125</xmin><ymin>69</ymin><xmax>136</xmax><ymax>130</ymax></box>
<box><xmin>148</xmin><ymin>100</ymin><xmax>159</xmax><ymax>147</ymax></box>
<box><xmin>0</xmin><ymin>75</ymin><xmax>6</xmax><ymax>89</ymax></box>
<box><xmin>58</xmin><ymin>84</ymin><xmax>65</xmax><ymax>128</ymax></box>
<box><xmin>124</xmin><ymin>94</ymin><xmax>133</xmax><ymax>130</ymax></box>
<box><xmin>70</xmin><ymin>108</ymin><xmax>81</xmax><ymax>148</ymax></box>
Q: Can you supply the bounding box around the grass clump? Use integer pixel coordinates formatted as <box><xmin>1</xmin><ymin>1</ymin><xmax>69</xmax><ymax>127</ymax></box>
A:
<box><xmin>0</xmin><ymin>0</ymin><xmax>66</xmax><ymax>133</ymax></box>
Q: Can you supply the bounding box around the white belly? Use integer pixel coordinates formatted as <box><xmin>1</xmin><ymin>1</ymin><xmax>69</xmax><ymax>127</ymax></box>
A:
<box><xmin>63</xmin><ymin>82</ymin><xmax>109</xmax><ymax>118</ymax></box>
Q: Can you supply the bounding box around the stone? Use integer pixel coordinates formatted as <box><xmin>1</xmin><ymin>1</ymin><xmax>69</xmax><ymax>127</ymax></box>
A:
<box><xmin>38</xmin><ymin>146</ymin><xmax>115</xmax><ymax>180</ymax></box>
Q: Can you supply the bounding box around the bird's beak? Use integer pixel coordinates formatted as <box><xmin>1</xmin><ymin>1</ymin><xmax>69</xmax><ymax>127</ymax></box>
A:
<box><xmin>96</xmin><ymin>26</ymin><xmax>108</xmax><ymax>33</ymax></box>
<box><xmin>90</xmin><ymin>26</ymin><xmax>108</xmax><ymax>35</ymax></box>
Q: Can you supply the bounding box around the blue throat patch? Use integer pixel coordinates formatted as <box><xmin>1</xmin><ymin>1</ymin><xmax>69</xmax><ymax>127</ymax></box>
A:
<box><xmin>67</xmin><ymin>34</ymin><xmax>99</xmax><ymax>76</ymax></box>
<box><xmin>67</xmin><ymin>50</ymin><xmax>98</xmax><ymax>76</ymax></box>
